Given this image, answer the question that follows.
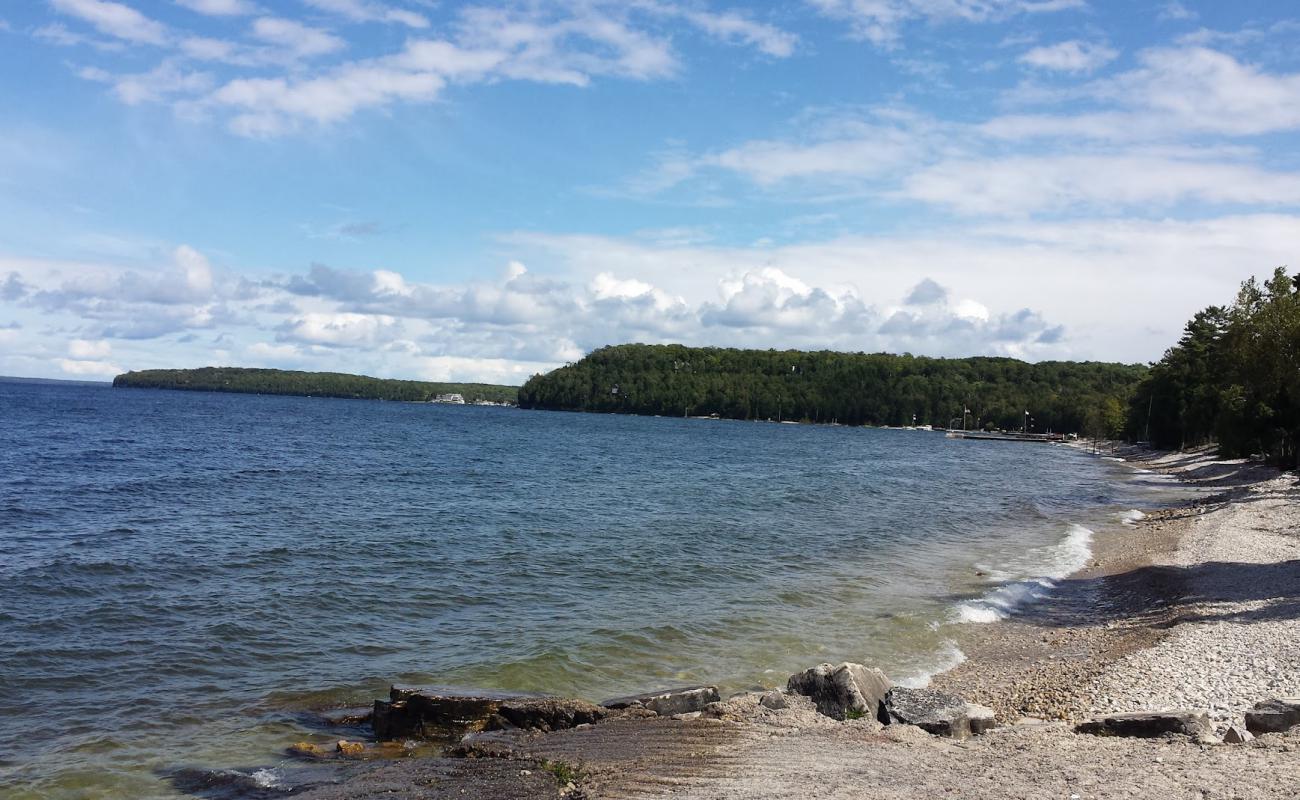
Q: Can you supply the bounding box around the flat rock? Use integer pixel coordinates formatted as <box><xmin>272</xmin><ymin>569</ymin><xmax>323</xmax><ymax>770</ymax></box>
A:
<box><xmin>1075</xmin><ymin>710</ymin><xmax>1212</xmax><ymax>738</ymax></box>
<box><xmin>600</xmin><ymin>685</ymin><xmax>721</xmax><ymax>716</ymax></box>
<box><xmin>1244</xmin><ymin>698</ymin><xmax>1300</xmax><ymax>735</ymax></box>
<box><xmin>885</xmin><ymin>687</ymin><xmax>991</xmax><ymax>739</ymax></box>
<box><xmin>372</xmin><ymin>687</ymin><xmax>605</xmax><ymax>740</ymax></box>
<box><xmin>787</xmin><ymin>663</ymin><xmax>892</xmax><ymax>722</ymax></box>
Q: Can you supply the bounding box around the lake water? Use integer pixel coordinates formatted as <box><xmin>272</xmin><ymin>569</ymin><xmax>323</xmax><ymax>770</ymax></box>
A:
<box><xmin>0</xmin><ymin>379</ymin><xmax>1186</xmax><ymax>798</ymax></box>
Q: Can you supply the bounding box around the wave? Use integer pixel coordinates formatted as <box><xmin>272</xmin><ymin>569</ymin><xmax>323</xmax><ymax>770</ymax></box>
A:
<box><xmin>953</xmin><ymin>523</ymin><xmax>1094</xmax><ymax>624</ymax></box>
<box><xmin>1119</xmin><ymin>509</ymin><xmax>1146</xmax><ymax>526</ymax></box>
<box><xmin>893</xmin><ymin>640</ymin><xmax>967</xmax><ymax>688</ymax></box>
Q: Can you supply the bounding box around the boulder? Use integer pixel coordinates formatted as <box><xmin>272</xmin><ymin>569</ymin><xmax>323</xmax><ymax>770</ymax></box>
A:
<box><xmin>372</xmin><ymin>687</ymin><xmax>606</xmax><ymax>741</ymax></box>
<box><xmin>600</xmin><ymin>686</ymin><xmax>721</xmax><ymax>716</ymax></box>
<box><xmin>884</xmin><ymin>687</ymin><xmax>994</xmax><ymax>739</ymax></box>
<box><xmin>759</xmin><ymin>691</ymin><xmax>788</xmax><ymax>711</ymax></box>
<box><xmin>1244</xmin><ymin>698</ymin><xmax>1300</xmax><ymax>735</ymax></box>
<box><xmin>1075</xmin><ymin>711</ymin><xmax>1212</xmax><ymax>738</ymax></box>
<box><xmin>787</xmin><ymin>663</ymin><xmax>892</xmax><ymax>722</ymax></box>
<box><xmin>1223</xmin><ymin>726</ymin><xmax>1254</xmax><ymax>744</ymax></box>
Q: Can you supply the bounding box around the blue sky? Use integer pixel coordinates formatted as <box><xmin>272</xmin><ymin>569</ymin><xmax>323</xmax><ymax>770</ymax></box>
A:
<box><xmin>1</xmin><ymin>0</ymin><xmax>1298</xmax><ymax>383</ymax></box>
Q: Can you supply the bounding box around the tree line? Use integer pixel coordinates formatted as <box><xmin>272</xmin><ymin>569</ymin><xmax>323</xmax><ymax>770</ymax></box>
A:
<box><xmin>1126</xmin><ymin>267</ymin><xmax>1300</xmax><ymax>465</ymax></box>
<box><xmin>113</xmin><ymin>367</ymin><xmax>519</xmax><ymax>405</ymax></box>
<box><xmin>518</xmin><ymin>344</ymin><xmax>1146</xmax><ymax>433</ymax></box>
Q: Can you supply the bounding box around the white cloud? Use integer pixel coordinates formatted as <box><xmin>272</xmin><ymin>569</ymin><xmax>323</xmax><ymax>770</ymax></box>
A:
<box><xmin>69</xmin><ymin>338</ymin><xmax>112</xmax><ymax>359</ymax></box>
<box><xmin>901</xmin><ymin>153</ymin><xmax>1300</xmax><ymax>215</ymax></box>
<box><xmin>671</xmin><ymin>8</ymin><xmax>797</xmax><ymax>57</ymax></box>
<box><xmin>57</xmin><ymin>358</ymin><xmax>123</xmax><ymax>376</ymax></box>
<box><xmin>211</xmin><ymin>66</ymin><xmax>444</xmax><ymax>136</ymax></box>
<box><xmin>1158</xmin><ymin>2</ymin><xmax>1197</xmax><ymax>22</ymax></box>
<box><xmin>176</xmin><ymin>0</ymin><xmax>256</xmax><ymax>15</ymax></box>
<box><xmin>82</xmin><ymin>61</ymin><xmax>214</xmax><ymax>105</ymax></box>
<box><xmin>50</xmin><ymin>0</ymin><xmax>168</xmax><ymax>45</ymax></box>
<box><xmin>1019</xmin><ymin>40</ymin><xmax>1118</xmax><ymax>73</ymax></box>
<box><xmin>987</xmin><ymin>47</ymin><xmax>1300</xmax><ymax>141</ymax></box>
<box><xmin>249</xmin><ymin>17</ymin><xmax>346</xmax><ymax>59</ymax></box>
<box><xmin>808</xmin><ymin>0</ymin><xmax>1086</xmax><ymax>47</ymax></box>
<box><xmin>281</xmin><ymin>311</ymin><xmax>398</xmax><ymax>346</ymax></box>
<box><xmin>301</xmin><ymin>0</ymin><xmax>429</xmax><ymax>29</ymax></box>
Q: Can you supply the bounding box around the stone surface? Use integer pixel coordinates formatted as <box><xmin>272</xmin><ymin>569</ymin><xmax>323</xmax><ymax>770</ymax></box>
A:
<box><xmin>759</xmin><ymin>691</ymin><xmax>788</xmax><ymax>711</ymax></box>
<box><xmin>287</xmin><ymin>741</ymin><xmax>327</xmax><ymax>758</ymax></box>
<box><xmin>885</xmin><ymin>687</ymin><xmax>988</xmax><ymax>739</ymax></box>
<box><xmin>336</xmin><ymin>739</ymin><xmax>365</xmax><ymax>756</ymax></box>
<box><xmin>967</xmin><ymin>704</ymin><xmax>998</xmax><ymax>735</ymax></box>
<box><xmin>787</xmin><ymin>663</ymin><xmax>893</xmax><ymax>722</ymax></box>
<box><xmin>372</xmin><ymin>687</ymin><xmax>606</xmax><ymax>740</ymax></box>
<box><xmin>1075</xmin><ymin>710</ymin><xmax>1212</xmax><ymax>738</ymax></box>
<box><xmin>600</xmin><ymin>685</ymin><xmax>721</xmax><ymax>716</ymax></box>
<box><xmin>320</xmin><ymin>707</ymin><xmax>373</xmax><ymax>727</ymax></box>
<box><xmin>1244</xmin><ymin>698</ymin><xmax>1300</xmax><ymax>735</ymax></box>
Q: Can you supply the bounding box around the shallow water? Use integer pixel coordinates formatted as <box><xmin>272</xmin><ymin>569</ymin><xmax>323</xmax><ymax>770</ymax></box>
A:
<box><xmin>0</xmin><ymin>380</ymin><xmax>1186</xmax><ymax>798</ymax></box>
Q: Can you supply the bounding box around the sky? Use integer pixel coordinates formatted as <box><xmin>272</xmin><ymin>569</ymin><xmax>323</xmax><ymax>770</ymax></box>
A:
<box><xmin>1</xmin><ymin>0</ymin><xmax>1298</xmax><ymax>384</ymax></box>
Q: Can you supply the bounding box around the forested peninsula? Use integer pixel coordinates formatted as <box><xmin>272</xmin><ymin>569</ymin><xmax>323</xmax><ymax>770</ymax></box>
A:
<box><xmin>518</xmin><ymin>344</ymin><xmax>1145</xmax><ymax>434</ymax></box>
<box><xmin>112</xmin><ymin>367</ymin><xmax>519</xmax><ymax>405</ymax></box>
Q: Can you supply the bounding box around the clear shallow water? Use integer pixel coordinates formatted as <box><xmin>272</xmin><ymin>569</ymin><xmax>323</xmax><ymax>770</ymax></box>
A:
<box><xmin>0</xmin><ymin>380</ymin><xmax>1186</xmax><ymax>798</ymax></box>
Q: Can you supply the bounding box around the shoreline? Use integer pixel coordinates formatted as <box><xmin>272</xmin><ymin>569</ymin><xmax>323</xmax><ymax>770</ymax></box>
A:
<box><xmin>269</xmin><ymin>444</ymin><xmax>1300</xmax><ymax>798</ymax></box>
<box><xmin>934</xmin><ymin>443</ymin><xmax>1299</xmax><ymax>735</ymax></box>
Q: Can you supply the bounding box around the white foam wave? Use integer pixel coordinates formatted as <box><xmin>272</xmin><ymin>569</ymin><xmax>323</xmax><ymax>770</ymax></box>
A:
<box><xmin>251</xmin><ymin>768</ymin><xmax>281</xmax><ymax>789</ymax></box>
<box><xmin>953</xmin><ymin>524</ymin><xmax>1094</xmax><ymax>624</ymax></box>
<box><xmin>1102</xmin><ymin>456</ymin><xmax>1126</xmax><ymax>462</ymax></box>
<box><xmin>893</xmin><ymin>640</ymin><xmax>968</xmax><ymax>688</ymax></box>
<box><xmin>1120</xmin><ymin>509</ymin><xmax>1146</xmax><ymax>526</ymax></box>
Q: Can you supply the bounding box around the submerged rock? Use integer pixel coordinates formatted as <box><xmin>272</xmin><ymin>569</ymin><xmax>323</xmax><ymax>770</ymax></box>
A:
<box><xmin>1244</xmin><ymin>698</ymin><xmax>1300</xmax><ymax>735</ymax></box>
<box><xmin>600</xmin><ymin>685</ymin><xmax>721</xmax><ymax>716</ymax></box>
<box><xmin>787</xmin><ymin>663</ymin><xmax>892</xmax><ymax>722</ymax></box>
<box><xmin>1075</xmin><ymin>710</ymin><xmax>1212</xmax><ymax>738</ymax></box>
<box><xmin>884</xmin><ymin>687</ymin><xmax>995</xmax><ymax>739</ymax></box>
<box><xmin>372</xmin><ymin>687</ymin><xmax>606</xmax><ymax>741</ymax></box>
<box><xmin>335</xmin><ymin>740</ymin><xmax>365</xmax><ymax>756</ymax></box>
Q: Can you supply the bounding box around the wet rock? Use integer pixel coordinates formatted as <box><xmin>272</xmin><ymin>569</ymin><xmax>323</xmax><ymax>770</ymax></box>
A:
<box><xmin>372</xmin><ymin>687</ymin><xmax>605</xmax><ymax>741</ymax></box>
<box><xmin>335</xmin><ymin>740</ymin><xmax>365</xmax><ymax>756</ymax></box>
<box><xmin>1244</xmin><ymin>698</ymin><xmax>1300</xmax><ymax>735</ymax></box>
<box><xmin>1223</xmin><ymin>725</ymin><xmax>1254</xmax><ymax>744</ymax></box>
<box><xmin>787</xmin><ymin>663</ymin><xmax>892</xmax><ymax>722</ymax></box>
<box><xmin>287</xmin><ymin>741</ymin><xmax>328</xmax><ymax>759</ymax></box>
<box><xmin>495</xmin><ymin>697</ymin><xmax>608</xmax><ymax>732</ymax></box>
<box><xmin>884</xmin><ymin>687</ymin><xmax>992</xmax><ymax>739</ymax></box>
<box><xmin>600</xmin><ymin>685</ymin><xmax>721</xmax><ymax>716</ymax></box>
<box><xmin>320</xmin><ymin>707</ymin><xmax>372</xmax><ymax>727</ymax></box>
<box><xmin>1075</xmin><ymin>710</ymin><xmax>1212</xmax><ymax>738</ymax></box>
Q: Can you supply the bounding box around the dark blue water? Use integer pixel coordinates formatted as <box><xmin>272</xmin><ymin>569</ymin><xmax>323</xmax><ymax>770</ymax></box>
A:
<box><xmin>0</xmin><ymin>380</ymin><xmax>1179</xmax><ymax>798</ymax></box>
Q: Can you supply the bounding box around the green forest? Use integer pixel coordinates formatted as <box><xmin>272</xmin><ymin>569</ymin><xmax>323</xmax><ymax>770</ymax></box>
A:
<box><xmin>112</xmin><ymin>367</ymin><xmax>519</xmax><ymax>404</ymax></box>
<box><xmin>1127</xmin><ymin>267</ymin><xmax>1300</xmax><ymax>465</ymax></box>
<box><xmin>518</xmin><ymin>344</ymin><xmax>1146</xmax><ymax>433</ymax></box>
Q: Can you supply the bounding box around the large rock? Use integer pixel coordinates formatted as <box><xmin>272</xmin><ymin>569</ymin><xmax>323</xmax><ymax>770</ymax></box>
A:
<box><xmin>787</xmin><ymin>663</ymin><xmax>892</xmax><ymax>722</ymax></box>
<box><xmin>1244</xmin><ymin>698</ymin><xmax>1300</xmax><ymax>735</ymax></box>
<box><xmin>371</xmin><ymin>687</ymin><xmax>606</xmax><ymax>740</ymax></box>
<box><xmin>884</xmin><ymin>687</ymin><xmax>994</xmax><ymax>739</ymax></box>
<box><xmin>600</xmin><ymin>685</ymin><xmax>721</xmax><ymax>716</ymax></box>
<box><xmin>1075</xmin><ymin>710</ymin><xmax>1212</xmax><ymax>738</ymax></box>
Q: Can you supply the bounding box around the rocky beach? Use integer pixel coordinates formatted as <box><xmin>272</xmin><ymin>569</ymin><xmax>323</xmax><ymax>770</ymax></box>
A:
<box><xmin>233</xmin><ymin>444</ymin><xmax>1300</xmax><ymax>799</ymax></box>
